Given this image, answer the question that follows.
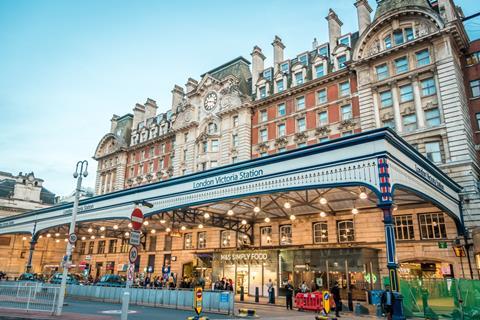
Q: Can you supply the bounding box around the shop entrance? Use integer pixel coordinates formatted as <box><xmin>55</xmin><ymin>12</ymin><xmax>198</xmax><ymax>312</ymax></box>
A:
<box><xmin>236</xmin><ymin>265</ymin><xmax>248</xmax><ymax>295</ymax></box>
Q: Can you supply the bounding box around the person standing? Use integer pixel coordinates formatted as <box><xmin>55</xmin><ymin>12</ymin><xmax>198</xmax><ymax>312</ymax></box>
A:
<box><xmin>331</xmin><ymin>281</ymin><xmax>342</xmax><ymax>317</ymax></box>
<box><xmin>285</xmin><ymin>280</ymin><xmax>294</xmax><ymax>310</ymax></box>
<box><xmin>267</xmin><ymin>279</ymin><xmax>274</xmax><ymax>304</ymax></box>
<box><xmin>381</xmin><ymin>285</ymin><xmax>395</xmax><ymax>320</ymax></box>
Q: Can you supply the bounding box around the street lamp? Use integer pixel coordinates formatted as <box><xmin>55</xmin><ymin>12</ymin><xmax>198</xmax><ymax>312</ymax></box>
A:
<box><xmin>56</xmin><ymin>160</ymin><xmax>88</xmax><ymax>316</ymax></box>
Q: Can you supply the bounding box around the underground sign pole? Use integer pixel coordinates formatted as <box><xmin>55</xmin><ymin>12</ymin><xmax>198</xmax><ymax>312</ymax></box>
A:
<box><xmin>121</xmin><ymin>207</ymin><xmax>143</xmax><ymax>320</ymax></box>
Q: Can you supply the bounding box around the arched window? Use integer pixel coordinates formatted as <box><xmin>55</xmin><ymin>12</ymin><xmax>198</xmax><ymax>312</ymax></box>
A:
<box><xmin>313</xmin><ymin>222</ymin><xmax>328</xmax><ymax>244</ymax></box>
<box><xmin>337</xmin><ymin>220</ymin><xmax>354</xmax><ymax>243</ymax></box>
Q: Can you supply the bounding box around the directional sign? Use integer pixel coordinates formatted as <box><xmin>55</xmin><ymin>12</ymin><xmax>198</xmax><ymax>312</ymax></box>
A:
<box><xmin>323</xmin><ymin>291</ymin><xmax>331</xmax><ymax>313</ymax></box>
<box><xmin>68</xmin><ymin>233</ymin><xmax>77</xmax><ymax>245</ymax></box>
<box><xmin>194</xmin><ymin>287</ymin><xmax>203</xmax><ymax>315</ymax></box>
<box><xmin>130</xmin><ymin>208</ymin><xmax>144</xmax><ymax>231</ymax></box>
<box><xmin>129</xmin><ymin>246</ymin><xmax>139</xmax><ymax>264</ymax></box>
<box><xmin>129</xmin><ymin>231</ymin><xmax>141</xmax><ymax>246</ymax></box>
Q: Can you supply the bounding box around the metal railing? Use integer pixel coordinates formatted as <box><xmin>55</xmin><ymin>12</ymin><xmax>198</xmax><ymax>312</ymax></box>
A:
<box><xmin>0</xmin><ymin>284</ymin><xmax>59</xmax><ymax>314</ymax></box>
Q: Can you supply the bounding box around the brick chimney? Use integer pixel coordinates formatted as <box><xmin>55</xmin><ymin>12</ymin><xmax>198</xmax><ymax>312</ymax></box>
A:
<box><xmin>355</xmin><ymin>0</ymin><xmax>372</xmax><ymax>35</ymax></box>
<box><xmin>325</xmin><ymin>9</ymin><xmax>343</xmax><ymax>57</ymax></box>
<box><xmin>272</xmin><ymin>36</ymin><xmax>285</xmax><ymax>73</ymax></box>
<box><xmin>250</xmin><ymin>46</ymin><xmax>266</xmax><ymax>94</ymax></box>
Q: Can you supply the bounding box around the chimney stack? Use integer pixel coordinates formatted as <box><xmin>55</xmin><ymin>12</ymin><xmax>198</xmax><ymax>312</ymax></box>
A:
<box><xmin>250</xmin><ymin>46</ymin><xmax>266</xmax><ymax>94</ymax></box>
<box><xmin>110</xmin><ymin>114</ymin><xmax>119</xmax><ymax>133</ymax></box>
<box><xmin>325</xmin><ymin>9</ymin><xmax>343</xmax><ymax>57</ymax></box>
<box><xmin>355</xmin><ymin>0</ymin><xmax>372</xmax><ymax>35</ymax></box>
<box><xmin>171</xmin><ymin>85</ymin><xmax>184</xmax><ymax>110</ymax></box>
<box><xmin>437</xmin><ymin>0</ymin><xmax>456</xmax><ymax>23</ymax></box>
<box><xmin>185</xmin><ymin>78</ymin><xmax>198</xmax><ymax>94</ymax></box>
<box><xmin>144</xmin><ymin>98</ymin><xmax>157</xmax><ymax>119</ymax></box>
<box><xmin>271</xmin><ymin>36</ymin><xmax>285</xmax><ymax>73</ymax></box>
<box><xmin>312</xmin><ymin>38</ymin><xmax>318</xmax><ymax>50</ymax></box>
<box><xmin>132</xmin><ymin>103</ymin><xmax>146</xmax><ymax>129</ymax></box>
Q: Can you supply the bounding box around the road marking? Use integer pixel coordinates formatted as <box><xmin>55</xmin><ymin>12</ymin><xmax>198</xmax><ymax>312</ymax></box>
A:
<box><xmin>100</xmin><ymin>310</ymin><xmax>138</xmax><ymax>314</ymax></box>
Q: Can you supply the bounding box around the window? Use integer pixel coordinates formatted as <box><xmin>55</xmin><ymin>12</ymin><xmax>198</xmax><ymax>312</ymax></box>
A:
<box><xmin>108</xmin><ymin>239</ymin><xmax>117</xmax><ymax>253</ymax></box>
<box><xmin>471</xmin><ymin>80</ymin><xmax>480</xmax><ymax>98</ymax></box>
<box><xmin>79</xmin><ymin>242</ymin><xmax>86</xmax><ymax>255</ymax></box>
<box><xmin>149</xmin><ymin>146</ymin><xmax>154</xmax><ymax>157</ymax></box>
<box><xmin>211</xmin><ymin>140</ymin><xmax>219</xmax><ymax>152</ymax></box>
<box><xmin>149</xmin><ymin>161</ymin><xmax>154</xmax><ymax>173</ymax></box>
<box><xmin>184</xmin><ymin>233</ymin><xmax>193</xmax><ymax>249</ymax></box>
<box><xmin>210</xmin><ymin>160</ymin><xmax>218</xmax><ymax>168</ymax></box>
<box><xmin>183</xmin><ymin>133</ymin><xmax>189</xmax><ymax>143</ymax></box>
<box><xmin>476</xmin><ymin>113</ymin><xmax>480</xmax><ymax>129</ymax></box>
<box><xmin>405</xmin><ymin>27</ymin><xmax>414</xmax><ymax>41</ymax></box>
<box><xmin>337</xmin><ymin>220</ymin><xmax>354</xmax><ymax>242</ymax></box>
<box><xmin>280</xmin><ymin>62</ymin><xmax>289</xmax><ymax>73</ymax></box>
<box><xmin>233</xmin><ymin>115</ymin><xmax>239</xmax><ymax>127</ymax></box>
<box><xmin>425</xmin><ymin>108</ymin><xmax>441</xmax><ymax>127</ymax></box>
<box><xmin>120</xmin><ymin>239</ymin><xmax>128</xmax><ymax>253</ymax></box>
<box><xmin>97</xmin><ymin>240</ymin><xmax>106</xmax><ymax>254</ymax></box>
<box><xmin>201</xmin><ymin>141</ymin><xmax>207</xmax><ymax>153</ymax></box>
<box><xmin>425</xmin><ymin>141</ymin><xmax>442</xmax><ymax>163</ymax></box>
<box><xmin>232</xmin><ymin>134</ymin><xmax>238</xmax><ymax>147</ymax></box>
<box><xmin>259</xmin><ymin>86</ymin><xmax>267</xmax><ymax>98</ymax></box>
<box><xmin>339</xmin><ymin>36</ymin><xmax>350</xmax><ymax>46</ymax></box>
<box><xmin>395</xmin><ymin>57</ymin><xmax>408</xmax><ymax>74</ymax></box>
<box><xmin>337</xmin><ymin>55</ymin><xmax>347</xmax><ymax>69</ymax></box>
<box><xmin>182</xmin><ymin>150</ymin><xmax>187</xmax><ymax>162</ymax></box>
<box><xmin>280</xmin><ymin>225</ymin><xmax>292</xmax><ymax>245</ymax></box>
<box><xmin>384</xmin><ymin>35</ymin><xmax>392</xmax><ymax>49</ymax></box>
<box><xmin>197</xmin><ymin>232</ymin><xmax>206</xmax><ymax>249</ymax></box>
<box><xmin>278</xmin><ymin>103</ymin><xmax>286</xmax><ymax>116</ymax></box>
<box><xmin>376</xmin><ymin>64</ymin><xmax>389</xmax><ymax>80</ymax></box>
<box><xmin>315</xmin><ymin>64</ymin><xmax>325</xmax><ymax>78</ymax></box>
<box><xmin>419</xmin><ymin>213</ymin><xmax>447</xmax><ymax>239</ymax></box>
<box><xmin>295</xmin><ymin>72</ymin><xmax>304</xmax><ymax>85</ymax></box>
<box><xmin>317</xmin><ymin>89</ymin><xmax>327</xmax><ymax>104</ymax></box>
<box><xmin>341</xmin><ymin>104</ymin><xmax>352</xmax><ymax>120</ymax></box>
<box><xmin>400</xmin><ymin>84</ymin><xmax>413</xmax><ymax>102</ymax></box>
<box><xmin>260</xmin><ymin>129</ymin><xmax>268</xmax><ymax>142</ymax></box>
<box><xmin>88</xmin><ymin>242</ymin><xmax>94</xmax><ymax>254</ymax></box>
<box><xmin>394</xmin><ymin>215</ymin><xmax>414</xmax><ymax>240</ymax></box>
<box><xmin>313</xmin><ymin>222</ymin><xmax>328</xmax><ymax>243</ymax></box>
<box><xmin>221</xmin><ymin>230</ymin><xmax>233</xmax><ymax>248</ymax></box>
<box><xmin>339</xmin><ymin>81</ymin><xmax>350</xmax><ymax>97</ymax></box>
<box><xmin>318</xmin><ymin>111</ymin><xmax>328</xmax><ymax>126</ymax></box>
<box><xmin>297</xmin><ymin>118</ymin><xmax>306</xmax><ymax>132</ymax></box>
<box><xmin>380</xmin><ymin>90</ymin><xmax>393</xmax><ymax>108</ymax></box>
<box><xmin>403</xmin><ymin>114</ymin><xmax>417</xmax><ymax>132</ymax></box>
<box><xmin>260</xmin><ymin>109</ymin><xmax>268</xmax><ymax>122</ymax></box>
<box><xmin>421</xmin><ymin>78</ymin><xmax>436</xmax><ymax>96</ymax></box>
<box><xmin>277</xmin><ymin>79</ymin><xmax>284</xmax><ymax>92</ymax></box>
<box><xmin>318</xmin><ymin>46</ymin><xmax>328</xmax><ymax>57</ymax></box>
<box><xmin>263</xmin><ymin>69</ymin><xmax>272</xmax><ymax>81</ymax></box>
<box><xmin>383</xmin><ymin>119</ymin><xmax>395</xmax><ymax>129</ymax></box>
<box><xmin>298</xmin><ymin>54</ymin><xmax>308</xmax><ymax>66</ymax></box>
<box><xmin>161</xmin><ymin>143</ymin><xmax>166</xmax><ymax>154</ymax></box>
<box><xmin>296</xmin><ymin>96</ymin><xmax>305</xmax><ymax>110</ymax></box>
<box><xmin>148</xmin><ymin>236</ymin><xmax>156</xmax><ymax>252</ymax></box>
<box><xmin>278</xmin><ymin>123</ymin><xmax>286</xmax><ymax>136</ymax></box>
<box><xmin>393</xmin><ymin>30</ymin><xmax>404</xmax><ymax>45</ymax></box>
<box><xmin>260</xmin><ymin>227</ymin><xmax>272</xmax><ymax>246</ymax></box>
<box><xmin>466</xmin><ymin>51</ymin><xmax>480</xmax><ymax>65</ymax></box>
<box><xmin>208</xmin><ymin>122</ymin><xmax>217</xmax><ymax>134</ymax></box>
<box><xmin>416</xmin><ymin>49</ymin><xmax>431</xmax><ymax>66</ymax></box>
<box><xmin>129</xmin><ymin>167</ymin><xmax>134</xmax><ymax>178</ymax></box>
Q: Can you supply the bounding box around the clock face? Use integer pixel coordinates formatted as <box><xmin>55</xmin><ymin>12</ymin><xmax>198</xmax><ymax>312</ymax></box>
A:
<box><xmin>204</xmin><ymin>92</ymin><xmax>218</xmax><ymax>111</ymax></box>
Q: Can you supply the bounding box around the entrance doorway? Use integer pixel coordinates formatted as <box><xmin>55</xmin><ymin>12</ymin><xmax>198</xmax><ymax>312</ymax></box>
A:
<box><xmin>236</xmin><ymin>265</ymin><xmax>248</xmax><ymax>295</ymax></box>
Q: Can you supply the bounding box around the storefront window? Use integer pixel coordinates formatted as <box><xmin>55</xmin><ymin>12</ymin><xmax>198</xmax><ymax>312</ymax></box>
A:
<box><xmin>221</xmin><ymin>230</ymin><xmax>234</xmax><ymax>248</ymax></box>
<box><xmin>197</xmin><ymin>232</ymin><xmax>207</xmax><ymax>249</ymax></box>
<box><xmin>184</xmin><ymin>233</ymin><xmax>193</xmax><ymax>249</ymax></box>
<box><xmin>260</xmin><ymin>226</ymin><xmax>272</xmax><ymax>246</ymax></box>
<box><xmin>337</xmin><ymin>220</ymin><xmax>354</xmax><ymax>242</ymax></box>
<box><xmin>280</xmin><ymin>225</ymin><xmax>292</xmax><ymax>245</ymax></box>
<box><xmin>313</xmin><ymin>222</ymin><xmax>328</xmax><ymax>243</ymax></box>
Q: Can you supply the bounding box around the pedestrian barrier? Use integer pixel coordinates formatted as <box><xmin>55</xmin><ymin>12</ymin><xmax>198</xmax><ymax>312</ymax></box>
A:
<box><xmin>295</xmin><ymin>292</ymin><xmax>323</xmax><ymax>312</ymax></box>
<box><xmin>0</xmin><ymin>284</ymin><xmax>59</xmax><ymax>314</ymax></box>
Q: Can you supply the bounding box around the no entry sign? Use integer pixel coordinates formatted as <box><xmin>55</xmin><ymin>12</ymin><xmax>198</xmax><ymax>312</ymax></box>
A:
<box><xmin>130</xmin><ymin>208</ymin><xmax>144</xmax><ymax>230</ymax></box>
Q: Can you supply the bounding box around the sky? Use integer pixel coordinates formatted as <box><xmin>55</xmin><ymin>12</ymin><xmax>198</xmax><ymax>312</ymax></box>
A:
<box><xmin>0</xmin><ymin>0</ymin><xmax>478</xmax><ymax>196</ymax></box>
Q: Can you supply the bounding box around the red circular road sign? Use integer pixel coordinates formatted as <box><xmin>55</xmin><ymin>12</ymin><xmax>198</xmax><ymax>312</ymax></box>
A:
<box><xmin>196</xmin><ymin>290</ymin><xmax>202</xmax><ymax>299</ymax></box>
<box><xmin>130</xmin><ymin>208</ymin><xmax>144</xmax><ymax>231</ymax></box>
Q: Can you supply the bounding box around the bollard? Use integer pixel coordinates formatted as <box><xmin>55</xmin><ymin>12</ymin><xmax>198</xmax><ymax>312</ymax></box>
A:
<box><xmin>255</xmin><ymin>287</ymin><xmax>259</xmax><ymax>303</ymax></box>
<box><xmin>271</xmin><ymin>287</ymin><xmax>275</xmax><ymax>304</ymax></box>
<box><xmin>121</xmin><ymin>290</ymin><xmax>130</xmax><ymax>320</ymax></box>
<box><xmin>240</xmin><ymin>286</ymin><xmax>244</xmax><ymax>302</ymax></box>
<box><xmin>347</xmin><ymin>291</ymin><xmax>353</xmax><ymax>311</ymax></box>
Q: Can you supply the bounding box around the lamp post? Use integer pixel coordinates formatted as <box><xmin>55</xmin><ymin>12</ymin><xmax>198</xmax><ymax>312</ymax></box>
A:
<box><xmin>55</xmin><ymin>160</ymin><xmax>88</xmax><ymax>316</ymax></box>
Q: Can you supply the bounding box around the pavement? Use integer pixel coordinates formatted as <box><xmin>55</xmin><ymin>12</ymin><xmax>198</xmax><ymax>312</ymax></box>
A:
<box><xmin>0</xmin><ymin>298</ymin><xmax>382</xmax><ymax>320</ymax></box>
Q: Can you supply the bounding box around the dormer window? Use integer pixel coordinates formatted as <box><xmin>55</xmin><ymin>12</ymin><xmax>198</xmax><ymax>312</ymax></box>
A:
<box><xmin>298</xmin><ymin>54</ymin><xmax>308</xmax><ymax>66</ymax></box>
<box><xmin>339</xmin><ymin>35</ymin><xmax>350</xmax><ymax>46</ymax></box>
<box><xmin>315</xmin><ymin>64</ymin><xmax>325</xmax><ymax>78</ymax></box>
<box><xmin>277</xmin><ymin>79</ymin><xmax>284</xmax><ymax>92</ymax></box>
<box><xmin>259</xmin><ymin>86</ymin><xmax>267</xmax><ymax>98</ymax></box>
<box><xmin>207</xmin><ymin>122</ymin><xmax>217</xmax><ymax>134</ymax></box>
<box><xmin>318</xmin><ymin>45</ymin><xmax>329</xmax><ymax>57</ymax></box>
<box><xmin>263</xmin><ymin>69</ymin><xmax>272</xmax><ymax>81</ymax></box>
<box><xmin>295</xmin><ymin>72</ymin><xmax>304</xmax><ymax>85</ymax></box>
<box><xmin>280</xmin><ymin>62</ymin><xmax>289</xmax><ymax>73</ymax></box>
<box><xmin>337</xmin><ymin>55</ymin><xmax>347</xmax><ymax>69</ymax></box>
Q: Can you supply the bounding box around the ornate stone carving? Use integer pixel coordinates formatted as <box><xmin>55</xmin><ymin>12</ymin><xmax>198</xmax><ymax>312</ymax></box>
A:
<box><xmin>274</xmin><ymin>136</ymin><xmax>288</xmax><ymax>147</ymax></box>
<box><xmin>315</xmin><ymin>126</ymin><xmax>331</xmax><ymax>136</ymax></box>
<box><xmin>146</xmin><ymin>173</ymin><xmax>153</xmax><ymax>182</ymax></box>
<box><xmin>294</xmin><ymin>132</ymin><xmax>308</xmax><ymax>142</ymax></box>
<box><xmin>135</xmin><ymin>176</ymin><xmax>143</xmax><ymax>184</ymax></box>
<box><xmin>338</xmin><ymin>119</ymin><xmax>356</xmax><ymax>130</ymax></box>
<box><xmin>257</xmin><ymin>142</ymin><xmax>269</xmax><ymax>153</ymax></box>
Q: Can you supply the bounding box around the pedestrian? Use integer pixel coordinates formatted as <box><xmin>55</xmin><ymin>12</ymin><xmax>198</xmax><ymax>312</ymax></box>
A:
<box><xmin>381</xmin><ymin>285</ymin><xmax>395</xmax><ymax>320</ymax></box>
<box><xmin>267</xmin><ymin>278</ymin><xmax>275</xmax><ymax>304</ymax></box>
<box><xmin>285</xmin><ymin>280</ymin><xmax>294</xmax><ymax>310</ymax></box>
<box><xmin>331</xmin><ymin>281</ymin><xmax>342</xmax><ymax>317</ymax></box>
<box><xmin>301</xmin><ymin>281</ymin><xmax>308</xmax><ymax>293</ymax></box>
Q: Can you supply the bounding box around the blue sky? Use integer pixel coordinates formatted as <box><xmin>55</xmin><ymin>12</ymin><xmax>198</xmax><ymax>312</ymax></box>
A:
<box><xmin>0</xmin><ymin>0</ymin><xmax>477</xmax><ymax>196</ymax></box>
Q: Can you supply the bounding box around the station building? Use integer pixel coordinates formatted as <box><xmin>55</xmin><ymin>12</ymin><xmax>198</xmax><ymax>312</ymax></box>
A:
<box><xmin>0</xmin><ymin>0</ymin><xmax>479</xmax><ymax>298</ymax></box>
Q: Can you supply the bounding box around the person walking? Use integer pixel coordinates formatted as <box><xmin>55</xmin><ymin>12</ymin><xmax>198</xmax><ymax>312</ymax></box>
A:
<box><xmin>285</xmin><ymin>280</ymin><xmax>294</xmax><ymax>310</ymax></box>
<box><xmin>381</xmin><ymin>285</ymin><xmax>395</xmax><ymax>320</ymax></box>
<box><xmin>331</xmin><ymin>281</ymin><xmax>342</xmax><ymax>317</ymax></box>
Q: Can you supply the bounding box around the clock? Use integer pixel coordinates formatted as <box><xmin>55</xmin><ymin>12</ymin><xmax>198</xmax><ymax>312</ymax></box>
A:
<box><xmin>204</xmin><ymin>92</ymin><xmax>218</xmax><ymax>111</ymax></box>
